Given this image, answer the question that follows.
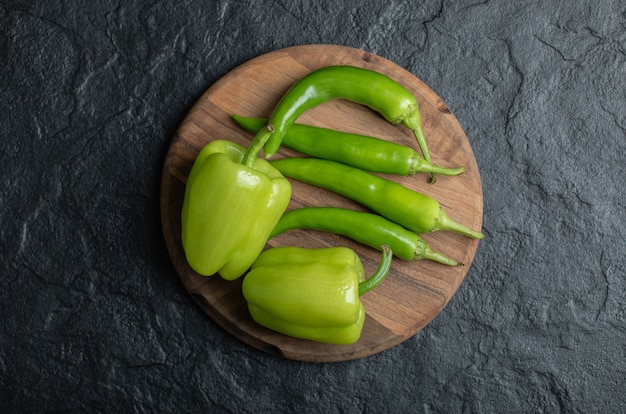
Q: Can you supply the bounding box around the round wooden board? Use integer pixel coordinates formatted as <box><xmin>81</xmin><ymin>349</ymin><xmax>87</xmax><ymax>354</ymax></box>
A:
<box><xmin>160</xmin><ymin>44</ymin><xmax>483</xmax><ymax>362</ymax></box>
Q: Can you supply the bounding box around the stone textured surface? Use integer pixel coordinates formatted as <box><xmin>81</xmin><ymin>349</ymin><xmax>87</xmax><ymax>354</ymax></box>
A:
<box><xmin>1</xmin><ymin>0</ymin><xmax>625</xmax><ymax>412</ymax></box>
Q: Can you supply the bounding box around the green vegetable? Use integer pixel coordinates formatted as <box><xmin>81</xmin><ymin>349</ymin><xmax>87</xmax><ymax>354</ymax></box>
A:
<box><xmin>271</xmin><ymin>157</ymin><xmax>483</xmax><ymax>239</ymax></box>
<box><xmin>249</xmin><ymin>65</ymin><xmax>436</xmax><ymax>181</ymax></box>
<box><xmin>270</xmin><ymin>207</ymin><xmax>462</xmax><ymax>266</ymax></box>
<box><xmin>232</xmin><ymin>114</ymin><xmax>464</xmax><ymax>177</ymax></box>
<box><xmin>181</xmin><ymin>139</ymin><xmax>291</xmax><ymax>279</ymax></box>
<box><xmin>242</xmin><ymin>245</ymin><xmax>392</xmax><ymax>344</ymax></box>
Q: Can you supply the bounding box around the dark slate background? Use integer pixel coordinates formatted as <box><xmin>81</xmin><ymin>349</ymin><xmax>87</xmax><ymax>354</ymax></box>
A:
<box><xmin>1</xmin><ymin>1</ymin><xmax>625</xmax><ymax>412</ymax></box>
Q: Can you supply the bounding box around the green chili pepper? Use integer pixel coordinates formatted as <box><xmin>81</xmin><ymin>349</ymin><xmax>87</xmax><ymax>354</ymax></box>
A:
<box><xmin>181</xmin><ymin>139</ymin><xmax>291</xmax><ymax>280</ymax></box>
<box><xmin>242</xmin><ymin>245</ymin><xmax>392</xmax><ymax>344</ymax></box>
<box><xmin>251</xmin><ymin>66</ymin><xmax>436</xmax><ymax>181</ymax></box>
<box><xmin>270</xmin><ymin>157</ymin><xmax>483</xmax><ymax>239</ymax></box>
<box><xmin>270</xmin><ymin>207</ymin><xmax>462</xmax><ymax>266</ymax></box>
<box><xmin>232</xmin><ymin>114</ymin><xmax>464</xmax><ymax>177</ymax></box>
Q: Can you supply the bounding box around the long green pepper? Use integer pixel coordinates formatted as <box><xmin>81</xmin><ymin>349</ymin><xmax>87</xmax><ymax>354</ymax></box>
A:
<box><xmin>250</xmin><ymin>66</ymin><xmax>436</xmax><ymax>181</ymax></box>
<box><xmin>271</xmin><ymin>207</ymin><xmax>462</xmax><ymax>266</ymax></box>
<box><xmin>232</xmin><ymin>114</ymin><xmax>464</xmax><ymax>177</ymax></box>
<box><xmin>271</xmin><ymin>157</ymin><xmax>484</xmax><ymax>239</ymax></box>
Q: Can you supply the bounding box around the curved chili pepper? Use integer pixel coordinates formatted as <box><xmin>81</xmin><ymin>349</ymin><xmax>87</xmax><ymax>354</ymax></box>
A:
<box><xmin>270</xmin><ymin>157</ymin><xmax>484</xmax><ymax>239</ymax></box>
<box><xmin>233</xmin><ymin>114</ymin><xmax>465</xmax><ymax>177</ymax></box>
<box><xmin>251</xmin><ymin>65</ymin><xmax>437</xmax><ymax>181</ymax></box>
<box><xmin>270</xmin><ymin>207</ymin><xmax>462</xmax><ymax>266</ymax></box>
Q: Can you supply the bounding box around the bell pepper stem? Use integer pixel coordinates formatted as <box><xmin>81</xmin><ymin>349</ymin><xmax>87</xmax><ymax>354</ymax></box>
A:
<box><xmin>432</xmin><ymin>209</ymin><xmax>484</xmax><ymax>239</ymax></box>
<box><xmin>242</xmin><ymin>124</ymin><xmax>274</xmax><ymax>168</ymax></box>
<box><xmin>358</xmin><ymin>245</ymin><xmax>393</xmax><ymax>296</ymax></box>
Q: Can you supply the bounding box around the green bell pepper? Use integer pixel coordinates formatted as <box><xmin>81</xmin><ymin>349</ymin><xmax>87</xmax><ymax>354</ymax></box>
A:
<box><xmin>242</xmin><ymin>245</ymin><xmax>392</xmax><ymax>345</ymax></box>
<box><xmin>181</xmin><ymin>139</ymin><xmax>291</xmax><ymax>280</ymax></box>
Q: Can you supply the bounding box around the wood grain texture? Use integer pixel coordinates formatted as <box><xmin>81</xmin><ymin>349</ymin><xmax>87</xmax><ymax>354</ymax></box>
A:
<box><xmin>160</xmin><ymin>45</ymin><xmax>483</xmax><ymax>362</ymax></box>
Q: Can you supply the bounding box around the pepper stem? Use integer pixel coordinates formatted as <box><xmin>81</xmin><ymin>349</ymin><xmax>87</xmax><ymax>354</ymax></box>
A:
<box><xmin>403</xmin><ymin>111</ymin><xmax>436</xmax><ymax>183</ymax></box>
<box><xmin>413</xmin><ymin>238</ymin><xmax>463</xmax><ymax>266</ymax></box>
<box><xmin>358</xmin><ymin>245</ymin><xmax>393</xmax><ymax>296</ymax></box>
<box><xmin>432</xmin><ymin>208</ymin><xmax>484</xmax><ymax>239</ymax></box>
<box><xmin>241</xmin><ymin>124</ymin><xmax>274</xmax><ymax>168</ymax></box>
<box><xmin>409</xmin><ymin>155</ymin><xmax>466</xmax><ymax>177</ymax></box>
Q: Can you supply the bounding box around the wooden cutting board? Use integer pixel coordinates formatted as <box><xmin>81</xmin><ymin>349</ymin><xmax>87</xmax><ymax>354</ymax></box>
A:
<box><xmin>160</xmin><ymin>44</ymin><xmax>483</xmax><ymax>362</ymax></box>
